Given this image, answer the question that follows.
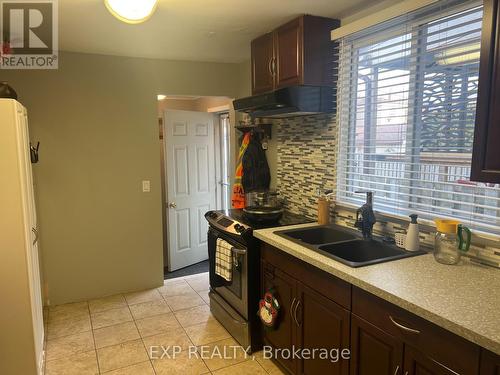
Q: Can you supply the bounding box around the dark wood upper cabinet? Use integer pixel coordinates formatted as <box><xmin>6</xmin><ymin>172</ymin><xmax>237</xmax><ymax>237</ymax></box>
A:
<box><xmin>275</xmin><ymin>17</ymin><xmax>303</xmax><ymax>88</ymax></box>
<box><xmin>471</xmin><ymin>0</ymin><xmax>500</xmax><ymax>183</ymax></box>
<box><xmin>251</xmin><ymin>33</ymin><xmax>275</xmax><ymax>95</ymax></box>
<box><xmin>251</xmin><ymin>15</ymin><xmax>340</xmax><ymax>95</ymax></box>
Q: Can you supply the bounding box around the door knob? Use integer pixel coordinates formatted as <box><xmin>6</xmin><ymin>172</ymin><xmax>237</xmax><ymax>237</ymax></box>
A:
<box><xmin>168</xmin><ymin>202</ymin><xmax>177</xmax><ymax>208</ymax></box>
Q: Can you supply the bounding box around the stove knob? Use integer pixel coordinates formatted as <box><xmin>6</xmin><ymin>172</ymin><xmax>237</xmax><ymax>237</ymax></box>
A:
<box><xmin>234</xmin><ymin>224</ymin><xmax>241</xmax><ymax>231</ymax></box>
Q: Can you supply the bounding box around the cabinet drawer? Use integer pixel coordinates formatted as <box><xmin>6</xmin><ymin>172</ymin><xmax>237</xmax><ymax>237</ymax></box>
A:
<box><xmin>261</xmin><ymin>243</ymin><xmax>351</xmax><ymax>309</ymax></box>
<box><xmin>352</xmin><ymin>287</ymin><xmax>480</xmax><ymax>374</ymax></box>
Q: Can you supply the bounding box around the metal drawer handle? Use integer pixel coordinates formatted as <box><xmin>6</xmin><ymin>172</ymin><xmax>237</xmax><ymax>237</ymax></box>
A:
<box><xmin>389</xmin><ymin>316</ymin><xmax>420</xmax><ymax>334</ymax></box>
<box><xmin>231</xmin><ymin>247</ymin><xmax>246</xmax><ymax>255</ymax></box>
<box><xmin>293</xmin><ymin>299</ymin><xmax>301</xmax><ymax>326</ymax></box>
<box><xmin>290</xmin><ymin>298</ymin><xmax>296</xmax><ymax>322</ymax></box>
<box><xmin>32</xmin><ymin>227</ymin><xmax>39</xmax><ymax>245</ymax></box>
<box><xmin>394</xmin><ymin>365</ymin><xmax>400</xmax><ymax>375</ymax></box>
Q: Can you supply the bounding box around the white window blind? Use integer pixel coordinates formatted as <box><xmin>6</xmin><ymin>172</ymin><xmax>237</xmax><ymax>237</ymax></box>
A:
<box><xmin>336</xmin><ymin>0</ymin><xmax>500</xmax><ymax>236</ymax></box>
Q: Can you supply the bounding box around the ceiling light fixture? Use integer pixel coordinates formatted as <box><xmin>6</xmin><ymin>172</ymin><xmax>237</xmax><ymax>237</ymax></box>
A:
<box><xmin>104</xmin><ymin>0</ymin><xmax>159</xmax><ymax>24</ymax></box>
<box><xmin>157</xmin><ymin>94</ymin><xmax>166</xmax><ymax>101</ymax></box>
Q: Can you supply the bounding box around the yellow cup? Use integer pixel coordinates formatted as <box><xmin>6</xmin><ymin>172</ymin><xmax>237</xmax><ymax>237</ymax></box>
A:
<box><xmin>434</xmin><ymin>219</ymin><xmax>460</xmax><ymax>234</ymax></box>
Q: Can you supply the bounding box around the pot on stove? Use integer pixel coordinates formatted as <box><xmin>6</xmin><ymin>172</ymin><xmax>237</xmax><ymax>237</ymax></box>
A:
<box><xmin>243</xmin><ymin>190</ymin><xmax>284</xmax><ymax>222</ymax></box>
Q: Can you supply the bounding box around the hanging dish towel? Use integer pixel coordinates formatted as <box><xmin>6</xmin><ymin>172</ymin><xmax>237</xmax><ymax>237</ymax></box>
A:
<box><xmin>215</xmin><ymin>238</ymin><xmax>233</xmax><ymax>281</ymax></box>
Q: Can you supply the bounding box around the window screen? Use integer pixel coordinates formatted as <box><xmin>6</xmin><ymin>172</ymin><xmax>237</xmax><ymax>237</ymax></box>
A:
<box><xmin>336</xmin><ymin>0</ymin><xmax>500</xmax><ymax>235</ymax></box>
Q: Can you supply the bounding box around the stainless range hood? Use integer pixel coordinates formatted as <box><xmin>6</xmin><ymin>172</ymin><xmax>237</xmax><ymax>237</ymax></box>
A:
<box><xmin>233</xmin><ymin>86</ymin><xmax>335</xmax><ymax>118</ymax></box>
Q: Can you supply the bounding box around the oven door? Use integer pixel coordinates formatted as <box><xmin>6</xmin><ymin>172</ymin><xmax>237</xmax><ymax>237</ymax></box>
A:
<box><xmin>208</xmin><ymin>227</ymin><xmax>248</xmax><ymax>319</ymax></box>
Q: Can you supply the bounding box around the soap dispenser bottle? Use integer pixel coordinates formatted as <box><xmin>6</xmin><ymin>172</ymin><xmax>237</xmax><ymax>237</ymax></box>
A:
<box><xmin>405</xmin><ymin>214</ymin><xmax>420</xmax><ymax>252</ymax></box>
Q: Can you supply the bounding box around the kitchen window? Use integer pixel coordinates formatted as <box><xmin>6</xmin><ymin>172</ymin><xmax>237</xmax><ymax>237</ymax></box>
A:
<box><xmin>336</xmin><ymin>0</ymin><xmax>500</xmax><ymax>235</ymax></box>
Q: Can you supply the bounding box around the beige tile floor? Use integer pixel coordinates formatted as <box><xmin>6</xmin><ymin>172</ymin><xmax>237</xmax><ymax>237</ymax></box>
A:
<box><xmin>43</xmin><ymin>272</ymin><xmax>285</xmax><ymax>375</ymax></box>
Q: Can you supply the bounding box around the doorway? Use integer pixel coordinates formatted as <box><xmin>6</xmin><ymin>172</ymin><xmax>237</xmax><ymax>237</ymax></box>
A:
<box><xmin>158</xmin><ymin>96</ymin><xmax>233</xmax><ymax>276</ymax></box>
<box><xmin>218</xmin><ymin>113</ymin><xmax>231</xmax><ymax>211</ymax></box>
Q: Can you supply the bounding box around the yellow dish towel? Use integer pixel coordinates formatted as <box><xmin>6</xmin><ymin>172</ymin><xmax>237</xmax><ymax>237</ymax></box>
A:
<box><xmin>215</xmin><ymin>238</ymin><xmax>233</xmax><ymax>282</ymax></box>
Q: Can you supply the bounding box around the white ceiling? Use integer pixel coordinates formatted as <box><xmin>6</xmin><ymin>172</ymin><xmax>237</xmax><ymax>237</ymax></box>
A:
<box><xmin>59</xmin><ymin>0</ymin><xmax>385</xmax><ymax>63</ymax></box>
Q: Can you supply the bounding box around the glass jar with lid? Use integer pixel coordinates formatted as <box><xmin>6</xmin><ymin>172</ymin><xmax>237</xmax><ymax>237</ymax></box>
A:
<box><xmin>434</xmin><ymin>219</ymin><xmax>471</xmax><ymax>265</ymax></box>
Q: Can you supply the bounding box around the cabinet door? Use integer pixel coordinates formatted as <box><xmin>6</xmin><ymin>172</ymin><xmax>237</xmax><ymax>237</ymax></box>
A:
<box><xmin>480</xmin><ymin>350</ymin><xmax>500</xmax><ymax>375</ymax></box>
<box><xmin>295</xmin><ymin>282</ymin><xmax>350</xmax><ymax>375</ymax></box>
<box><xmin>251</xmin><ymin>33</ymin><xmax>275</xmax><ymax>95</ymax></box>
<box><xmin>261</xmin><ymin>260</ymin><xmax>297</xmax><ymax>374</ymax></box>
<box><xmin>471</xmin><ymin>0</ymin><xmax>500</xmax><ymax>182</ymax></box>
<box><xmin>350</xmin><ymin>314</ymin><xmax>403</xmax><ymax>375</ymax></box>
<box><xmin>275</xmin><ymin>17</ymin><xmax>303</xmax><ymax>88</ymax></box>
<box><xmin>403</xmin><ymin>346</ymin><xmax>461</xmax><ymax>375</ymax></box>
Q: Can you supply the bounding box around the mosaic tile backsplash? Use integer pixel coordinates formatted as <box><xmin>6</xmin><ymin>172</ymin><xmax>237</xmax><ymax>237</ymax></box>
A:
<box><xmin>275</xmin><ymin>114</ymin><xmax>337</xmax><ymax>217</ymax></box>
<box><xmin>272</xmin><ymin>114</ymin><xmax>500</xmax><ymax>268</ymax></box>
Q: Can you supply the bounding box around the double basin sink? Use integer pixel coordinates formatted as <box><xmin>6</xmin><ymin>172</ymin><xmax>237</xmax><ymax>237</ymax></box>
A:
<box><xmin>275</xmin><ymin>225</ymin><xmax>425</xmax><ymax>267</ymax></box>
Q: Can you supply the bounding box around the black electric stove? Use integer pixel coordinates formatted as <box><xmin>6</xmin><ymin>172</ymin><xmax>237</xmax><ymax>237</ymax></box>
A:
<box><xmin>205</xmin><ymin>208</ymin><xmax>311</xmax><ymax>352</ymax></box>
<box><xmin>206</xmin><ymin>209</ymin><xmax>311</xmax><ymax>240</ymax></box>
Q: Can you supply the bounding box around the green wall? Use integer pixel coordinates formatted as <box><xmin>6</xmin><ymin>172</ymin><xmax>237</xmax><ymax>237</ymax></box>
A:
<box><xmin>0</xmin><ymin>51</ymin><xmax>245</xmax><ymax>305</ymax></box>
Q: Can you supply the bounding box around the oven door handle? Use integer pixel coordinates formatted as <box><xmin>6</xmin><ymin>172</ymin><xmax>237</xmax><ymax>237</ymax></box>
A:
<box><xmin>231</xmin><ymin>247</ymin><xmax>247</xmax><ymax>255</ymax></box>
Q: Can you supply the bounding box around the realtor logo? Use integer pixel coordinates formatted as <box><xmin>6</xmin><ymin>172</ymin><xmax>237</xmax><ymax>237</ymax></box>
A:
<box><xmin>0</xmin><ymin>0</ymin><xmax>58</xmax><ymax>69</ymax></box>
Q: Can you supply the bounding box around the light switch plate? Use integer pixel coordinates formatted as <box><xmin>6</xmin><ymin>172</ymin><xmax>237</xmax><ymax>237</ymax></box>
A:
<box><xmin>142</xmin><ymin>180</ymin><xmax>151</xmax><ymax>193</ymax></box>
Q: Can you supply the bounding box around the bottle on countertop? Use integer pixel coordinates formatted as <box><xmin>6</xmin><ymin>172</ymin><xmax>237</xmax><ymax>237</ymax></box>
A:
<box><xmin>318</xmin><ymin>189</ymin><xmax>334</xmax><ymax>225</ymax></box>
<box><xmin>405</xmin><ymin>214</ymin><xmax>420</xmax><ymax>252</ymax></box>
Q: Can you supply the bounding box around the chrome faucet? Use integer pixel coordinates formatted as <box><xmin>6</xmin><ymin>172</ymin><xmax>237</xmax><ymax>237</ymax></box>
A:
<box><xmin>354</xmin><ymin>191</ymin><xmax>376</xmax><ymax>239</ymax></box>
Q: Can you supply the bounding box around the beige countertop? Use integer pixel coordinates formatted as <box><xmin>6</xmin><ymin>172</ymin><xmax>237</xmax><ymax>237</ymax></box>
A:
<box><xmin>254</xmin><ymin>223</ymin><xmax>500</xmax><ymax>355</ymax></box>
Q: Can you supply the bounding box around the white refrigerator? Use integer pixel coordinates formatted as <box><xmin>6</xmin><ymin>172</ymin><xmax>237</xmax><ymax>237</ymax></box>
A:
<box><xmin>0</xmin><ymin>98</ymin><xmax>45</xmax><ymax>374</ymax></box>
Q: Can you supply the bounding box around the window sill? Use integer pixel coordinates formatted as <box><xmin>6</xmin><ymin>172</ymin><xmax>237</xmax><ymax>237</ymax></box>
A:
<box><xmin>334</xmin><ymin>201</ymin><xmax>500</xmax><ymax>244</ymax></box>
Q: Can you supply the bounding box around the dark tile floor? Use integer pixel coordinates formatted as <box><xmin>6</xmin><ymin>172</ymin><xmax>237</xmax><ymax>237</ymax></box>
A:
<box><xmin>164</xmin><ymin>260</ymin><xmax>209</xmax><ymax>280</ymax></box>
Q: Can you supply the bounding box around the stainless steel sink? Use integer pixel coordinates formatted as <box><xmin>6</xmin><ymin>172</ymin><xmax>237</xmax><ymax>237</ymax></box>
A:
<box><xmin>276</xmin><ymin>225</ymin><xmax>425</xmax><ymax>267</ymax></box>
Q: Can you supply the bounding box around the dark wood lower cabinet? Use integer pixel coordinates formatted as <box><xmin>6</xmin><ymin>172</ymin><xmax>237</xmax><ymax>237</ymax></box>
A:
<box><xmin>350</xmin><ymin>314</ymin><xmax>402</xmax><ymax>375</ymax></box>
<box><xmin>261</xmin><ymin>247</ymin><xmax>351</xmax><ymax>375</ymax></box>
<box><xmin>296</xmin><ymin>282</ymin><xmax>350</xmax><ymax>375</ymax></box>
<box><xmin>480</xmin><ymin>350</ymin><xmax>500</xmax><ymax>374</ymax></box>
<box><xmin>403</xmin><ymin>345</ymin><xmax>460</xmax><ymax>375</ymax></box>
<box><xmin>261</xmin><ymin>243</ymin><xmax>493</xmax><ymax>375</ymax></box>
<box><xmin>262</xmin><ymin>260</ymin><xmax>297</xmax><ymax>374</ymax></box>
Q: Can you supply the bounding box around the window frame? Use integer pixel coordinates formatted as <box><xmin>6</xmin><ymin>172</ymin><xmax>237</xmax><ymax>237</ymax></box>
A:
<box><xmin>336</xmin><ymin>2</ymin><xmax>500</xmax><ymax>237</ymax></box>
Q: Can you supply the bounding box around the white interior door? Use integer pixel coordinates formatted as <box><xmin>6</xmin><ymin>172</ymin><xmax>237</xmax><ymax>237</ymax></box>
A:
<box><xmin>164</xmin><ymin>110</ymin><xmax>216</xmax><ymax>271</ymax></box>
